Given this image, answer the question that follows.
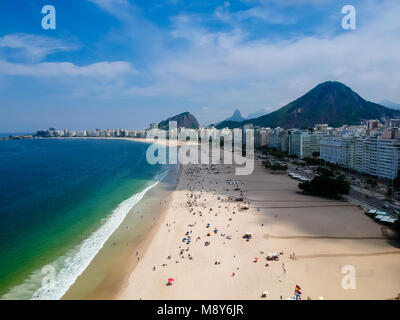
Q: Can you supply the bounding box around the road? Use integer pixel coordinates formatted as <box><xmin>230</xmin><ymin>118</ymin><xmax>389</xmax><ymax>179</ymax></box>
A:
<box><xmin>288</xmin><ymin>165</ymin><xmax>399</xmax><ymax>218</ymax></box>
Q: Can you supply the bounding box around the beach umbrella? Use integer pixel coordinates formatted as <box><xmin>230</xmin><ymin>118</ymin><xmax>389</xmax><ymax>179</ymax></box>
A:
<box><xmin>168</xmin><ymin>278</ymin><xmax>175</xmax><ymax>283</ymax></box>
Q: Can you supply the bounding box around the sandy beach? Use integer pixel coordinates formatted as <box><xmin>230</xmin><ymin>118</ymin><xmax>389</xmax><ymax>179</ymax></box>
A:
<box><xmin>59</xmin><ymin>140</ymin><xmax>400</xmax><ymax>300</ymax></box>
<box><xmin>114</xmin><ymin>152</ymin><xmax>400</xmax><ymax>300</ymax></box>
<box><xmin>61</xmin><ymin>161</ymin><xmax>179</xmax><ymax>299</ymax></box>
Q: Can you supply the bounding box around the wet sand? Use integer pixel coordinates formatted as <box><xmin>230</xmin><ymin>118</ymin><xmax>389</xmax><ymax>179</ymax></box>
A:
<box><xmin>62</xmin><ymin>163</ymin><xmax>180</xmax><ymax>299</ymax></box>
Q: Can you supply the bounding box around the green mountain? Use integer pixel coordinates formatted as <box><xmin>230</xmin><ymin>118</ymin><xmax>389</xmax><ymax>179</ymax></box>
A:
<box><xmin>158</xmin><ymin>112</ymin><xmax>200</xmax><ymax>130</ymax></box>
<box><xmin>216</xmin><ymin>81</ymin><xmax>400</xmax><ymax>129</ymax></box>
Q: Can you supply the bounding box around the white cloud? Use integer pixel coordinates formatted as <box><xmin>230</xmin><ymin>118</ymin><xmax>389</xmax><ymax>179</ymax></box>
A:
<box><xmin>0</xmin><ymin>32</ymin><xmax>136</xmax><ymax>90</ymax></box>
<box><xmin>0</xmin><ymin>34</ymin><xmax>77</xmax><ymax>62</ymax></box>
<box><xmin>3</xmin><ymin>0</ymin><xmax>400</xmax><ymax>126</ymax></box>
<box><xmin>89</xmin><ymin>0</ymin><xmax>129</xmax><ymax>11</ymax></box>
<box><xmin>215</xmin><ymin>1</ymin><xmax>297</xmax><ymax>25</ymax></box>
<box><xmin>122</xmin><ymin>0</ymin><xmax>400</xmax><ymax>125</ymax></box>
<box><xmin>0</xmin><ymin>60</ymin><xmax>136</xmax><ymax>78</ymax></box>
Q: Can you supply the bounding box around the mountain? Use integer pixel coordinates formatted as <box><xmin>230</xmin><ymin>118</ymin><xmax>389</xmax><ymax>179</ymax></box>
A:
<box><xmin>216</xmin><ymin>81</ymin><xmax>400</xmax><ymax>129</ymax></box>
<box><xmin>158</xmin><ymin>112</ymin><xmax>200</xmax><ymax>130</ymax></box>
<box><xmin>222</xmin><ymin>109</ymin><xmax>246</xmax><ymax>123</ymax></box>
<box><xmin>247</xmin><ymin>109</ymin><xmax>267</xmax><ymax>119</ymax></box>
<box><xmin>379</xmin><ymin>99</ymin><xmax>400</xmax><ymax>110</ymax></box>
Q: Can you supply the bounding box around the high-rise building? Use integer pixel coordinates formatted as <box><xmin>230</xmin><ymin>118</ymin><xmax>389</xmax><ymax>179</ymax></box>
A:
<box><xmin>366</xmin><ymin>120</ymin><xmax>379</xmax><ymax>130</ymax></box>
<box><xmin>254</xmin><ymin>129</ymin><xmax>267</xmax><ymax>147</ymax></box>
<box><xmin>289</xmin><ymin>130</ymin><xmax>322</xmax><ymax>158</ymax></box>
<box><xmin>321</xmin><ymin>135</ymin><xmax>400</xmax><ymax>180</ymax></box>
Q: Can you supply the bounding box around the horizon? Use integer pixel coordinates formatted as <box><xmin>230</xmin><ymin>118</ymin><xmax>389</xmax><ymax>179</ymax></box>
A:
<box><xmin>1</xmin><ymin>78</ymin><xmax>399</xmax><ymax>133</ymax></box>
<box><xmin>1</xmin><ymin>1</ymin><xmax>400</xmax><ymax>131</ymax></box>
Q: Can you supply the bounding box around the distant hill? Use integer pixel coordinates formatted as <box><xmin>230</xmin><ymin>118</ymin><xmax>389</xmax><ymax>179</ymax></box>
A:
<box><xmin>216</xmin><ymin>109</ymin><xmax>246</xmax><ymax>125</ymax></box>
<box><xmin>247</xmin><ymin>109</ymin><xmax>267</xmax><ymax>119</ymax></box>
<box><xmin>379</xmin><ymin>99</ymin><xmax>400</xmax><ymax>110</ymax></box>
<box><xmin>158</xmin><ymin>112</ymin><xmax>200</xmax><ymax>130</ymax></box>
<box><xmin>216</xmin><ymin>81</ymin><xmax>400</xmax><ymax>129</ymax></box>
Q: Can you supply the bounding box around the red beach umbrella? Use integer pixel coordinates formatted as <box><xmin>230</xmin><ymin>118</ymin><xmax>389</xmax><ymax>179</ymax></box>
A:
<box><xmin>168</xmin><ymin>278</ymin><xmax>175</xmax><ymax>283</ymax></box>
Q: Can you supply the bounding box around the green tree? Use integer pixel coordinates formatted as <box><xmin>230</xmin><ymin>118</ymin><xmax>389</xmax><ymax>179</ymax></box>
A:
<box><xmin>299</xmin><ymin>175</ymin><xmax>350</xmax><ymax>198</ymax></box>
<box><xmin>393</xmin><ymin>220</ymin><xmax>400</xmax><ymax>238</ymax></box>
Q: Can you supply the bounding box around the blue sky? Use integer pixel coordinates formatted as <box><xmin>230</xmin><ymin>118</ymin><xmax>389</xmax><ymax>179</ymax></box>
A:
<box><xmin>1</xmin><ymin>0</ymin><xmax>400</xmax><ymax>131</ymax></box>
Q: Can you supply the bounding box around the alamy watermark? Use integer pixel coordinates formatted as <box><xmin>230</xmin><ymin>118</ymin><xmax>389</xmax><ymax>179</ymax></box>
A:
<box><xmin>41</xmin><ymin>264</ymin><xmax>56</xmax><ymax>291</ymax></box>
<box><xmin>40</xmin><ymin>4</ymin><xmax>356</xmax><ymax>31</ymax></box>
<box><xmin>342</xmin><ymin>5</ymin><xmax>356</xmax><ymax>30</ymax></box>
<box><xmin>341</xmin><ymin>265</ymin><xmax>357</xmax><ymax>290</ymax></box>
<box><xmin>41</xmin><ymin>5</ymin><xmax>56</xmax><ymax>30</ymax></box>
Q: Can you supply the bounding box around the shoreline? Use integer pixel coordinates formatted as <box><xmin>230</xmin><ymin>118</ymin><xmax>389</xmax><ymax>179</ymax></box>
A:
<box><xmin>62</xmin><ymin>160</ymin><xmax>181</xmax><ymax>299</ymax></box>
<box><xmin>24</xmin><ymin>138</ymin><xmax>400</xmax><ymax>300</ymax></box>
<box><xmin>0</xmin><ymin>137</ymin><xmax>174</xmax><ymax>300</ymax></box>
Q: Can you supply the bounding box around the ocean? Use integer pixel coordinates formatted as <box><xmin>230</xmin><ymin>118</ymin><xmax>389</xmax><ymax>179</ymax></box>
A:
<box><xmin>0</xmin><ymin>138</ymin><xmax>167</xmax><ymax>300</ymax></box>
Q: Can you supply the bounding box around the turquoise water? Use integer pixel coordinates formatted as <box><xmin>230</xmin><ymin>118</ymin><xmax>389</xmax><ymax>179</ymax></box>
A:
<box><xmin>0</xmin><ymin>138</ymin><xmax>165</xmax><ymax>299</ymax></box>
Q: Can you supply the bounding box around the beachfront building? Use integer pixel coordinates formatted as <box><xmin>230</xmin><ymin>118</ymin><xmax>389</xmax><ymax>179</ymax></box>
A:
<box><xmin>149</xmin><ymin>123</ymin><xmax>158</xmax><ymax>129</ymax></box>
<box><xmin>320</xmin><ymin>137</ymin><xmax>342</xmax><ymax>164</ymax></box>
<box><xmin>254</xmin><ymin>128</ymin><xmax>268</xmax><ymax>147</ymax></box>
<box><xmin>243</xmin><ymin>124</ymin><xmax>254</xmax><ymax>143</ymax></box>
<box><xmin>289</xmin><ymin>130</ymin><xmax>322</xmax><ymax>158</ymax></box>
<box><xmin>267</xmin><ymin>127</ymin><xmax>284</xmax><ymax>149</ymax></box>
<box><xmin>280</xmin><ymin>130</ymin><xmax>291</xmax><ymax>153</ymax></box>
<box><xmin>320</xmin><ymin>136</ymin><xmax>358</xmax><ymax>169</ymax></box>
<box><xmin>355</xmin><ymin>137</ymin><xmax>400</xmax><ymax>180</ymax></box>
<box><xmin>321</xmin><ymin>135</ymin><xmax>400</xmax><ymax>180</ymax></box>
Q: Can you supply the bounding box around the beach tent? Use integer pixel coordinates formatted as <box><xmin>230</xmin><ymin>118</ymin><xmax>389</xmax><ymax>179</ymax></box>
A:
<box><xmin>388</xmin><ymin>218</ymin><xmax>398</xmax><ymax>224</ymax></box>
<box><xmin>380</xmin><ymin>217</ymin><xmax>397</xmax><ymax>224</ymax></box>
<box><xmin>266</xmin><ymin>252</ymin><xmax>279</xmax><ymax>260</ymax></box>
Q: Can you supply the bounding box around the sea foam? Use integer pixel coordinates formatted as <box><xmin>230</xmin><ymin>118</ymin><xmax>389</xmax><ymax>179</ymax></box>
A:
<box><xmin>1</xmin><ymin>170</ymin><xmax>168</xmax><ymax>300</ymax></box>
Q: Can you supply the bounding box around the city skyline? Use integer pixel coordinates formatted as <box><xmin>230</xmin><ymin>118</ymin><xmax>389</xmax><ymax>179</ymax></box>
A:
<box><xmin>1</xmin><ymin>0</ymin><xmax>400</xmax><ymax>132</ymax></box>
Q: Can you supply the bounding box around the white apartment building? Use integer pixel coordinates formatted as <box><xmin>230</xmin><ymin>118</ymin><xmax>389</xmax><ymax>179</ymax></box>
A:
<box><xmin>320</xmin><ymin>136</ymin><xmax>358</xmax><ymax>169</ymax></box>
<box><xmin>321</xmin><ymin>136</ymin><xmax>400</xmax><ymax>180</ymax></box>
<box><xmin>320</xmin><ymin>137</ymin><xmax>342</xmax><ymax>164</ymax></box>
<box><xmin>289</xmin><ymin>130</ymin><xmax>322</xmax><ymax>158</ymax></box>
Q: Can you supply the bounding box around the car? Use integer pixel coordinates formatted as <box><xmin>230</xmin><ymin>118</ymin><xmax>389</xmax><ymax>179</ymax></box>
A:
<box><xmin>383</xmin><ymin>203</ymin><xmax>390</xmax><ymax>209</ymax></box>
